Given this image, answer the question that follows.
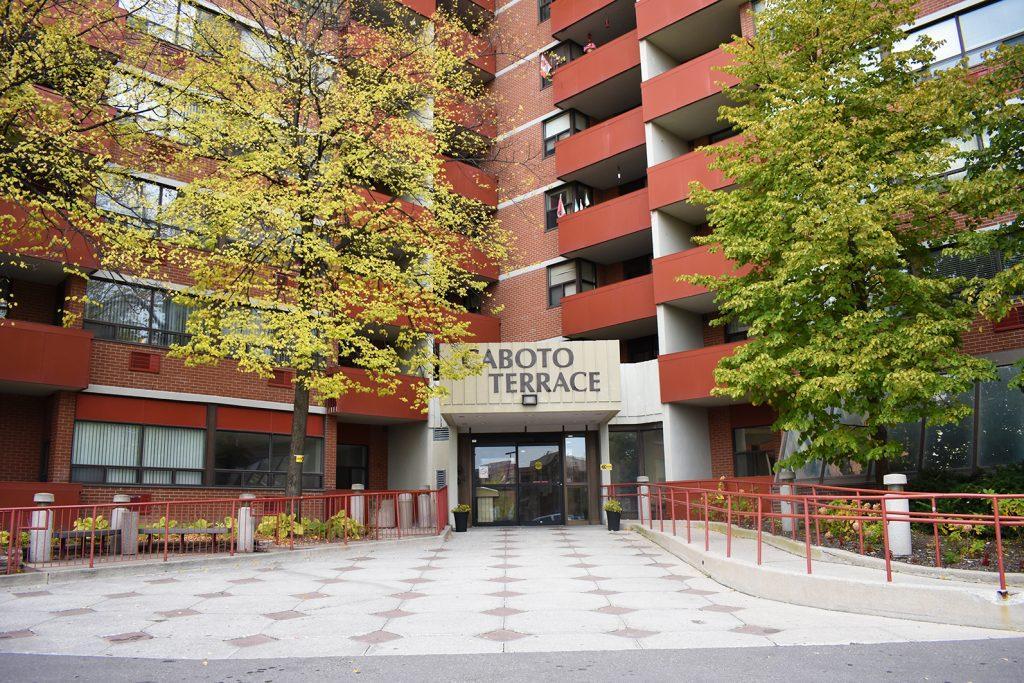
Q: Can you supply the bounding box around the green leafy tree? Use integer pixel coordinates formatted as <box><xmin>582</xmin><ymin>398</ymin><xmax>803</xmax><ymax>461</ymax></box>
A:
<box><xmin>686</xmin><ymin>0</ymin><xmax>996</xmax><ymax>471</ymax></box>
<box><xmin>124</xmin><ymin>0</ymin><xmax>506</xmax><ymax>496</ymax></box>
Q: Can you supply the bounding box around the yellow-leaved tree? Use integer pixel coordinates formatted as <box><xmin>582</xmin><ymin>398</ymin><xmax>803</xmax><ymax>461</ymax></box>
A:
<box><xmin>118</xmin><ymin>0</ymin><xmax>506</xmax><ymax>496</ymax></box>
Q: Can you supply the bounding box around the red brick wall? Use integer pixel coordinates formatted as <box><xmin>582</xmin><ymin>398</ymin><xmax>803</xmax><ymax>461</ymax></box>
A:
<box><xmin>707</xmin><ymin>404</ymin><xmax>779</xmax><ymax>477</ymax></box>
<box><xmin>0</xmin><ymin>395</ymin><xmax>47</xmax><ymax>481</ymax></box>
<box><xmin>6</xmin><ymin>279</ymin><xmax>58</xmax><ymax>325</ymax></box>
<box><xmin>46</xmin><ymin>391</ymin><xmax>76</xmax><ymax>483</ymax></box>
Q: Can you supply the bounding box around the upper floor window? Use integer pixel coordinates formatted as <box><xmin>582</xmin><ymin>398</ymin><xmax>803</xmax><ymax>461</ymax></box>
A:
<box><xmin>542</xmin><ymin>110</ymin><xmax>588</xmax><ymax>157</ymax></box>
<box><xmin>724</xmin><ymin>318</ymin><xmax>750</xmax><ymax>343</ymax></box>
<box><xmin>545</xmin><ymin>182</ymin><xmax>592</xmax><ymax>230</ymax></box>
<box><xmin>96</xmin><ymin>174</ymin><xmax>181</xmax><ymax>238</ymax></box>
<box><xmin>84</xmin><ymin>278</ymin><xmax>189</xmax><ymax>347</ymax></box>
<box><xmin>541</xmin><ymin>41</ymin><xmax>582</xmax><ymax>89</ymax></box>
<box><xmin>897</xmin><ymin>0</ymin><xmax>1024</xmax><ymax>70</ymax></box>
<box><xmin>120</xmin><ymin>0</ymin><xmax>218</xmax><ymax>49</ymax></box>
<box><xmin>930</xmin><ymin>244</ymin><xmax>1021</xmax><ymax>281</ymax></box>
<box><xmin>538</xmin><ymin>0</ymin><xmax>553</xmax><ymax>22</ymax></box>
<box><xmin>624</xmin><ymin>335</ymin><xmax>659</xmax><ymax>363</ymax></box>
<box><xmin>547</xmin><ymin>259</ymin><xmax>596</xmax><ymax>307</ymax></box>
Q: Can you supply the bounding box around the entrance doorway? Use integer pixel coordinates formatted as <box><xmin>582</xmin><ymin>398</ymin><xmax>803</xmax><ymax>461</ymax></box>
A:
<box><xmin>473</xmin><ymin>440</ymin><xmax>563</xmax><ymax>525</ymax></box>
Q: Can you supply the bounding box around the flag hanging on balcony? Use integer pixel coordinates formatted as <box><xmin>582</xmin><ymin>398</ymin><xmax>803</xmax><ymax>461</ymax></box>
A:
<box><xmin>556</xmin><ymin>195</ymin><xmax>566</xmax><ymax>218</ymax></box>
<box><xmin>539</xmin><ymin>53</ymin><xmax>553</xmax><ymax>80</ymax></box>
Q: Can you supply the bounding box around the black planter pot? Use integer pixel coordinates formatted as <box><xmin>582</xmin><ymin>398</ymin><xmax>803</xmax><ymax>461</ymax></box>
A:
<box><xmin>606</xmin><ymin>510</ymin><xmax>621</xmax><ymax>532</ymax></box>
<box><xmin>453</xmin><ymin>511</ymin><xmax>469</xmax><ymax>532</ymax></box>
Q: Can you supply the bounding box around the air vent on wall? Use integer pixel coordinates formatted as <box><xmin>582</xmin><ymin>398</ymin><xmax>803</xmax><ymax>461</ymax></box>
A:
<box><xmin>128</xmin><ymin>350</ymin><xmax>160</xmax><ymax>374</ymax></box>
<box><xmin>268</xmin><ymin>369</ymin><xmax>294</xmax><ymax>387</ymax></box>
<box><xmin>435</xmin><ymin>469</ymin><xmax>447</xmax><ymax>489</ymax></box>
<box><xmin>432</xmin><ymin>427</ymin><xmax>450</xmax><ymax>441</ymax></box>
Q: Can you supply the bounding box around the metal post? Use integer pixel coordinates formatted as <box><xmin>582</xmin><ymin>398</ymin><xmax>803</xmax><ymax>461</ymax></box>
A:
<box><xmin>756</xmin><ymin>496</ymin><xmax>763</xmax><ymax>565</ymax></box>
<box><xmin>685</xmin><ymin>490</ymin><xmax>691</xmax><ymax>543</ymax></box>
<box><xmin>726</xmin><ymin>495</ymin><xmax>733</xmax><ymax>558</ymax></box>
<box><xmin>993</xmin><ymin>497</ymin><xmax>1007</xmax><ymax>594</ymax></box>
<box><xmin>670</xmin><ymin>490</ymin><xmax>676</xmax><ymax>537</ymax></box>
<box><xmin>802</xmin><ymin>501</ymin><xmax>811</xmax><ymax>575</ymax></box>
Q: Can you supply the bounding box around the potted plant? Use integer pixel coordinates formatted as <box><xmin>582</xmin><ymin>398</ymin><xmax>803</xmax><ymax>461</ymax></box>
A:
<box><xmin>451</xmin><ymin>503</ymin><xmax>471</xmax><ymax>532</ymax></box>
<box><xmin>604</xmin><ymin>499</ymin><xmax>622</xmax><ymax>532</ymax></box>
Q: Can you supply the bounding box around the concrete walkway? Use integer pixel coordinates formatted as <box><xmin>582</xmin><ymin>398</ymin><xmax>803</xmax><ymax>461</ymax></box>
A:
<box><xmin>0</xmin><ymin>526</ymin><xmax>1018</xmax><ymax>659</ymax></box>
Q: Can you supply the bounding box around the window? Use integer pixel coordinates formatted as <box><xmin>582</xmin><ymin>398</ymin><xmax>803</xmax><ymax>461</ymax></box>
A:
<box><xmin>120</xmin><ymin>0</ymin><xmax>218</xmax><ymax>49</ymax></box>
<box><xmin>71</xmin><ymin>421</ymin><xmax>204</xmax><ymax>485</ymax></box>
<box><xmin>547</xmin><ymin>259</ymin><xmax>596</xmax><ymax>307</ymax></box>
<box><xmin>540</xmin><ymin>41</ymin><xmax>582</xmax><ymax>89</ymax></box>
<box><xmin>96</xmin><ymin>174</ymin><xmax>181</xmax><ymax>238</ymax></box>
<box><xmin>624</xmin><ymin>335</ymin><xmax>659</xmax><ymax>363</ymax></box>
<box><xmin>337</xmin><ymin>444</ymin><xmax>369</xmax><ymax>489</ymax></box>
<box><xmin>214</xmin><ymin>431</ymin><xmax>324</xmax><ymax>489</ymax></box>
<box><xmin>545</xmin><ymin>182</ymin><xmax>592</xmax><ymax>230</ymax></box>
<box><xmin>622</xmin><ymin>254</ymin><xmax>653</xmax><ymax>280</ymax></box>
<box><xmin>898</xmin><ymin>0</ymin><xmax>1024</xmax><ymax>70</ymax></box>
<box><xmin>538</xmin><ymin>0</ymin><xmax>553</xmax><ymax>22</ymax></box>
<box><xmin>542</xmin><ymin>111</ymin><xmax>588</xmax><ymax>157</ymax></box>
<box><xmin>0</xmin><ymin>277</ymin><xmax>9</xmax><ymax>318</ymax></box>
<box><xmin>609</xmin><ymin>426</ymin><xmax>665</xmax><ymax>518</ymax></box>
<box><xmin>930</xmin><ymin>245</ymin><xmax>1021</xmax><ymax>281</ymax></box>
<box><xmin>107</xmin><ymin>72</ymin><xmax>199</xmax><ymax>135</ymax></box>
<box><xmin>724</xmin><ymin>318</ymin><xmax>750</xmax><ymax>343</ymax></box>
<box><xmin>84</xmin><ymin>278</ymin><xmax>189</xmax><ymax>347</ymax></box>
<box><xmin>733</xmin><ymin>426</ymin><xmax>776</xmax><ymax>476</ymax></box>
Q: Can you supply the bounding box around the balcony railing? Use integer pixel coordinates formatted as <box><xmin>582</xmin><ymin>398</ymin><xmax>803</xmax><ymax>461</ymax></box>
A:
<box><xmin>555</xmin><ymin>106</ymin><xmax>646</xmax><ymax>181</ymax></box>
<box><xmin>648</xmin><ymin>139</ymin><xmax>734</xmax><ymax>214</ymax></box>
<box><xmin>652</xmin><ymin>244</ymin><xmax>749</xmax><ymax>309</ymax></box>
<box><xmin>561</xmin><ymin>273</ymin><xmax>656</xmax><ymax>337</ymax></box>
<box><xmin>0</xmin><ymin>320</ymin><xmax>92</xmax><ymax>392</ymax></box>
<box><xmin>558</xmin><ymin>188</ymin><xmax>651</xmax><ymax>258</ymax></box>
<box><xmin>553</xmin><ymin>30</ymin><xmax>641</xmax><ymax>118</ymax></box>
<box><xmin>658</xmin><ymin>340</ymin><xmax>747</xmax><ymax>404</ymax></box>
<box><xmin>329</xmin><ymin>367</ymin><xmax>428</xmax><ymax>422</ymax></box>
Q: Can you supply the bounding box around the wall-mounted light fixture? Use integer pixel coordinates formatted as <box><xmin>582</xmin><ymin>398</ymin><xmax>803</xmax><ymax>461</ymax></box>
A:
<box><xmin>521</xmin><ymin>394</ymin><xmax>538</xmax><ymax>406</ymax></box>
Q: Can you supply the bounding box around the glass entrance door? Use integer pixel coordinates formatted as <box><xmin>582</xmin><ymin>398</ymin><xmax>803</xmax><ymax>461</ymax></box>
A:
<box><xmin>472</xmin><ymin>440</ymin><xmax>564</xmax><ymax>525</ymax></box>
<box><xmin>517</xmin><ymin>443</ymin><xmax>563</xmax><ymax>525</ymax></box>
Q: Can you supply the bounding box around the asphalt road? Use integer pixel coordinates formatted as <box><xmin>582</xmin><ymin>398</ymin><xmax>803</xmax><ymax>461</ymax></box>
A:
<box><xmin>3</xmin><ymin>638</ymin><xmax>1023</xmax><ymax>682</ymax></box>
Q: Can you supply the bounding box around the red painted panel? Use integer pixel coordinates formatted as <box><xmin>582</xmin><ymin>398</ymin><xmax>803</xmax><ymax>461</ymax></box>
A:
<box><xmin>553</xmin><ymin>30</ymin><xmax>640</xmax><ymax>104</ymax></box>
<box><xmin>400</xmin><ymin>0</ymin><xmax>437</xmax><ymax>15</ymax></box>
<box><xmin>0</xmin><ymin>320</ymin><xmax>92</xmax><ymax>390</ymax></box>
<box><xmin>551</xmin><ymin>0</ymin><xmax>617</xmax><ymax>34</ymax></box>
<box><xmin>730</xmin><ymin>403</ymin><xmax>776</xmax><ymax>429</ymax></box>
<box><xmin>332</xmin><ymin>368</ymin><xmax>428</xmax><ymax>422</ymax></box>
<box><xmin>559</xmin><ymin>188</ymin><xmax>651</xmax><ymax>255</ymax></box>
<box><xmin>456</xmin><ymin>311</ymin><xmax>501</xmax><ymax>342</ymax></box>
<box><xmin>652</xmin><ymin>244</ymin><xmax>750</xmax><ymax>304</ymax></box>
<box><xmin>647</xmin><ymin>139</ymin><xmax>735</xmax><ymax>210</ymax></box>
<box><xmin>217</xmin><ymin>405</ymin><xmax>325</xmax><ymax>436</ymax></box>
<box><xmin>561</xmin><ymin>273</ymin><xmax>656</xmax><ymax>336</ymax></box>
<box><xmin>658</xmin><ymin>340</ymin><xmax>747</xmax><ymax>403</ymax></box>
<box><xmin>641</xmin><ymin>46</ymin><xmax>738</xmax><ymax>122</ymax></box>
<box><xmin>76</xmin><ymin>394</ymin><xmax>206</xmax><ymax>429</ymax></box>
<box><xmin>440</xmin><ymin>160</ymin><xmax>498</xmax><ymax>207</ymax></box>
<box><xmin>0</xmin><ymin>482</ymin><xmax>83</xmax><ymax>509</ymax></box>
<box><xmin>636</xmin><ymin>0</ymin><xmax>722</xmax><ymax>39</ymax></box>
<box><xmin>555</xmin><ymin>107</ymin><xmax>646</xmax><ymax>178</ymax></box>
<box><xmin>0</xmin><ymin>199</ymin><xmax>99</xmax><ymax>269</ymax></box>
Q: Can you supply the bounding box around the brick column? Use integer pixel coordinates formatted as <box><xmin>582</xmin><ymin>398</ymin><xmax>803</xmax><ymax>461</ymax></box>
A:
<box><xmin>46</xmin><ymin>391</ymin><xmax>77</xmax><ymax>482</ymax></box>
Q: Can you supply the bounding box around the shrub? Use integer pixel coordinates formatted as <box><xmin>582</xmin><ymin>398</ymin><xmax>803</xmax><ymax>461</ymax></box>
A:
<box><xmin>451</xmin><ymin>503</ymin><xmax>471</xmax><ymax>514</ymax></box>
<box><xmin>256</xmin><ymin>513</ymin><xmax>304</xmax><ymax>541</ymax></box>
<box><xmin>325</xmin><ymin>510</ymin><xmax>365</xmax><ymax>540</ymax></box>
<box><xmin>603</xmin><ymin>499</ymin><xmax>622</xmax><ymax>513</ymax></box>
<box><xmin>72</xmin><ymin>515</ymin><xmax>110</xmax><ymax>531</ymax></box>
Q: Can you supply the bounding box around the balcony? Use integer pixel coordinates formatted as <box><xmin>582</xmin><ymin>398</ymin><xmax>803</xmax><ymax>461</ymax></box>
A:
<box><xmin>653</xmin><ymin>244</ymin><xmax>749</xmax><ymax>312</ymax></box>
<box><xmin>642</xmin><ymin>46</ymin><xmax>739</xmax><ymax>140</ymax></box>
<box><xmin>555</xmin><ymin>107</ymin><xmax>646</xmax><ymax>189</ymax></box>
<box><xmin>456</xmin><ymin>311</ymin><xmax>501</xmax><ymax>342</ymax></box>
<box><xmin>658</xmin><ymin>340</ymin><xmax>746</xmax><ymax>405</ymax></box>
<box><xmin>440</xmin><ymin>160</ymin><xmax>498</xmax><ymax>207</ymax></box>
<box><xmin>551</xmin><ymin>0</ymin><xmax>637</xmax><ymax>46</ymax></box>
<box><xmin>558</xmin><ymin>188</ymin><xmax>651</xmax><ymax>263</ymax></box>
<box><xmin>636</xmin><ymin>0</ymin><xmax>744</xmax><ymax>62</ymax></box>
<box><xmin>459</xmin><ymin>239</ymin><xmax>500</xmax><ymax>281</ymax></box>
<box><xmin>331</xmin><ymin>367</ymin><xmax>428</xmax><ymax>423</ymax></box>
<box><xmin>561</xmin><ymin>273</ymin><xmax>656</xmax><ymax>339</ymax></box>
<box><xmin>553</xmin><ymin>30</ymin><xmax>641</xmax><ymax>119</ymax></box>
<box><xmin>0</xmin><ymin>320</ymin><xmax>92</xmax><ymax>394</ymax></box>
<box><xmin>0</xmin><ymin>200</ymin><xmax>99</xmax><ymax>270</ymax></box>
<box><xmin>399</xmin><ymin>0</ymin><xmax>436</xmax><ymax>15</ymax></box>
<box><xmin>648</xmin><ymin>140</ymin><xmax>734</xmax><ymax>222</ymax></box>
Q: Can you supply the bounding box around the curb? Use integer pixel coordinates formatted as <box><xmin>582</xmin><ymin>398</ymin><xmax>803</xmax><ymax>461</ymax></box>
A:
<box><xmin>0</xmin><ymin>529</ymin><xmax>449</xmax><ymax>588</ymax></box>
<box><xmin>633</xmin><ymin>524</ymin><xmax>1024</xmax><ymax>632</ymax></box>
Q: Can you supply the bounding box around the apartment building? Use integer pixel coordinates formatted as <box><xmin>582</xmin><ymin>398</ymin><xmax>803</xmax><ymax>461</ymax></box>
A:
<box><xmin>2</xmin><ymin>0</ymin><xmax>1023</xmax><ymax>527</ymax></box>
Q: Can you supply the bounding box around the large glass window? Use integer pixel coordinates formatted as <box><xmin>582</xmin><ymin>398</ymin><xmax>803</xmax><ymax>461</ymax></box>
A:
<box><xmin>71</xmin><ymin>421</ymin><xmax>204</xmax><ymax>485</ymax></box>
<box><xmin>978</xmin><ymin>366</ymin><xmax>1024</xmax><ymax>467</ymax></box>
<box><xmin>923</xmin><ymin>394</ymin><xmax>975</xmax><ymax>470</ymax></box>
<box><xmin>564</xmin><ymin>434</ymin><xmax>589</xmax><ymax>522</ymax></box>
<box><xmin>120</xmin><ymin>0</ymin><xmax>218</xmax><ymax>49</ymax></box>
<box><xmin>733</xmin><ymin>426</ymin><xmax>776</xmax><ymax>476</ymax></box>
<box><xmin>899</xmin><ymin>0</ymin><xmax>1024</xmax><ymax>70</ymax></box>
<box><xmin>214</xmin><ymin>431</ymin><xmax>323</xmax><ymax>489</ymax></box>
<box><xmin>547</xmin><ymin>259</ymin><xmax>597</xmax><ymax>307</ymax></box>
<box><xmin>96</xmin><ymin>174</ymin><xmax>181</xmax><ymax>238</ymax></box>
<box><xmin>542</xmin><ymin>111</ymin><xmax>588</xmax><ymax>157</ymax></box>
<box><xmin>84</xmin><ymin>278</ymin><xmax>189</xmax><ymax>347</ymax></box>
<box><xmin>545</xmin><ymin>183</ymin><xmax>593</xmax><ymax>230</ymax></box>
<box><xmin>609</xmin><ymin>426</ymin><xmax>665</xmax><ymax>518</ymax></box>
<box><xmin>337</xmin><ymin>444</ymin><xmax>369</xmax><ymax>489</ymax></box>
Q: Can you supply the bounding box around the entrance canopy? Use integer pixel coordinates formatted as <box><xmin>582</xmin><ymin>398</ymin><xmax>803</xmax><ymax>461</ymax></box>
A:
<box><xmin>440</xmin><ymin>340</ymin><xmax>622</xmax><ymax>432</ymax></box>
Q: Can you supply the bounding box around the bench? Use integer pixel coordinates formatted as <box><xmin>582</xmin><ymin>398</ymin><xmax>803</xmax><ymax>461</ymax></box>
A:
<box><xmin>138</xmin><ymin>527</ymin><xmax>231</xmax><ymax>552</ymax></box>
<box><xmin>53</xmin><ymin>528</ymin><xmax>122</xmax><ymax>555</ymax></box>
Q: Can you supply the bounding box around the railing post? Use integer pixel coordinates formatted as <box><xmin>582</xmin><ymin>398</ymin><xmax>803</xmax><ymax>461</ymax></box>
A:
<box><xmin>802</xmin><ymin>499</ymin><xmax>811</xmax><ymax>575</ymax></box>
<box><xmin>670</xmin><ymin>489</ymin><xmax>676</xmax><ymax>537</ymax></box>
<box><xmin>726</xmin><ymin>494</ymin><xmax>733</xmax><ymax>558</ymax></box>
<box><xmin>880</xmin><ymin>497</ymin><xmax>893</xmax><ymax>582</ymax></box>
<box><xmin>703</xmin><ymin>491</ymin><xmax>710</xmax><ymax>552</ymax></box>
<box><xmin>931</xmin><ymin>496</ymin><xmax>941</xmax><ymax>568</ymax></box>
<box><xmin>28</xmin><ymin>493</ymin><xmax>54</xmax><ymax>564</ymax></box>
<box><xmin>993</xmin><ymin>497</ymin><xmax>1007</xmax><ymax>595</ymax></box>
<box><xmin>163</xmin><ymin>502</ymin><xmax>171</xmax><ymax>562</ymax></box>
<box><xmin>89</xmin><ymin>504</ymin><xmax>97</xmax><ymax>569</ymax></box>
<box><xmin>685</xmin><ymin>490</ymin><xmax>691</xmax><ymax>543</ymax></box>
<box><xmin>856</xmin><ymin>491</ymin><xmax>865</xmax><ymax>555</ymax></box>
<box><xmin>756</xmin><ymin>495</ymin><xmax>763</xmax><ymax>565</ymax></box>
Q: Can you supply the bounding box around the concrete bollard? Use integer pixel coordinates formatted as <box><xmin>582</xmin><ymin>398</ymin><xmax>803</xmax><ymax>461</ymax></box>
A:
<box><xmin>237</xmin><ymin>493</ymin><xmax>256</xmax><ymax>553</ymax></box>
<box><xmin>883</xmin><ymin>474</ymin><xmax>912</xmax><ymax>557</ymax></box>
<box><xmin>110</xmin><ymin>494</ymin><xmax>139</xmax><ymax>556</ymax></box>
<box><xmin>398</xmin><ymin>493</ymin><xmax>414</xmax><ymax>530</ymax></box>
<box><xmin>416</xmin><ymin>486</ymin><xmax>434</xmax><ymax>528</ymax></box>
<box><xmin>376</xmin><ymin>497</ymin><xmax>396</xmax><ymax>528</ymax></box>
<box><xmin>778</xmin><ymin>469</ymin><xmax>795</xmax><ymax>534</ymax></box>
<box><xmin>350</xmin><ymin>484</ymin><xmax>366</xmax><ymax>525</ymax></box>
<box><xmin>28</xmin><ymin>493</ymin><xmax>54</xmax><ymax>563</ymax></box>
<box><xmin>637</xmin><ymin>476</ymin><xmax>651</xmax><ymax>523</ymax></box>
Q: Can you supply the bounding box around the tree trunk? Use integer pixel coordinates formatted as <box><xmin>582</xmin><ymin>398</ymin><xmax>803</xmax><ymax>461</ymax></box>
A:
<box><xmin>285</xmin><ymin>381</ymin><xmax>311</xmax><ymax>499</ymax></box>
